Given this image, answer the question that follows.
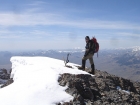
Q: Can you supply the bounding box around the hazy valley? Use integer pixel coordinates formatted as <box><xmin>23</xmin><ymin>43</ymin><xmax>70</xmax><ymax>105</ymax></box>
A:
<box><xmin>0</xmin><ymin>46</ymin><xmax>140</xmax><ymax>82</ymax></box>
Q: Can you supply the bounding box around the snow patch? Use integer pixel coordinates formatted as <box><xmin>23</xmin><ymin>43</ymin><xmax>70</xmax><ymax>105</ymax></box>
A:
<box><xmin>117</xmin><ymin>86</ymin><xmax>130</xmax><ymax>94</ymax></box>
<box><xmin>0</xmin><ymin>57</ymin><xmax>89</xmax><ymax>105</ymax></box>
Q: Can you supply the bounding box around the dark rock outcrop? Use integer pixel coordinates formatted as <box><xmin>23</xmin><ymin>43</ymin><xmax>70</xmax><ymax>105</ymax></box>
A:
<box><xmin>58</xmin><ymin>70</ymin><xmax>140</xmax><ymax>105</ymax></box>
<box><xmin>0</xmin><ymin>68</ymin><xmax>12</xmax><ymax>88</ymax></box>
<box><xmin>1</xmin><ymin>78</ymin><xmax>14</xmax><ymax>88</ymax></box>
<box><xmin>0</xmin><ymin>68</ymin><xmax>10</xmax><ymax>80</ymax></box>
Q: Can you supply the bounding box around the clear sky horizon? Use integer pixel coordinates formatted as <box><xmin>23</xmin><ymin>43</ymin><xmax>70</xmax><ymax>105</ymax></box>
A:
<box><xmin>0</xmin><ymin>0</ymin><xmax>140</xmax><ymax>51</ymax></box>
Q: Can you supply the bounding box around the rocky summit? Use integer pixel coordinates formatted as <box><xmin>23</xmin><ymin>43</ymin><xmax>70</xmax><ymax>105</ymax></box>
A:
<box><xmin>0</xmin><ymin>67</ymin><xmax>140</xmax><ymax>105</ymax></box>
<box><xmin>58</xmin><ymin>70</ymin><xmax>140</xmax><ymax>105</ymax></box>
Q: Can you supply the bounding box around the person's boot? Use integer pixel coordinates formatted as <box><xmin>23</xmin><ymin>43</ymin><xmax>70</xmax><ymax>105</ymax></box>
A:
<box><xmin>78</xmin><ymin>60</ymin><xmax>85</xmax><ymax>70</ymax></box>
<box><xmin>89</xmin><ymin>64</ymin><xmax>95</xmax><ymax>74</ymax></box>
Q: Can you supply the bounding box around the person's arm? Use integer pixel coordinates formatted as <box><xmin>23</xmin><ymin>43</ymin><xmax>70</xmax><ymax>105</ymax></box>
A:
<box><xmin>88</xmin><ymin>41</ymin><xmax>93</xmax><ymax>53</ymax></box>
<box><xmin>84</xmin><ymin>41</ymin><xmax>93</xmax><ymax>56</ymax></box>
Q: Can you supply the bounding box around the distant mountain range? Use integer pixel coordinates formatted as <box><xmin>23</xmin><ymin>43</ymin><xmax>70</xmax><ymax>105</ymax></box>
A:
<box><xmin>0</xmin><ymin>46</ymin><xmax>140</xmax><ymax>82</ymax></box>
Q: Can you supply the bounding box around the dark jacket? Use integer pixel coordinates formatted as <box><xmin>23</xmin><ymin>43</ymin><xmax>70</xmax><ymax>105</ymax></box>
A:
<box><xmin>84</xmin><ymin>40</ymin><xmax>95</xmax><ymax>56</ymax></box>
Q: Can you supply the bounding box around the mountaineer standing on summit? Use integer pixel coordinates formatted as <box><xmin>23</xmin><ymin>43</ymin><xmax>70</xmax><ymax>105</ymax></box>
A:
<box><xmin>78</xmin><ymin>36</ymin><xmax>96</xmax><ymax>74</ymax></box>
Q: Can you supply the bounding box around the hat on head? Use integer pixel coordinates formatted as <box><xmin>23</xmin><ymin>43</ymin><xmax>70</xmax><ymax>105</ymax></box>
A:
<box><xmin>85</xmin><ymin>36</ymin><xmax>90</xmax><ymax>39</ymax></box>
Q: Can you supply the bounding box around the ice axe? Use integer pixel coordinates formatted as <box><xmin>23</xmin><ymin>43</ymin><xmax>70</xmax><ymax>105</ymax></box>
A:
<box><xmin>64</xmin><ymin>53</ymin><xmax>71</xmax><ymax>66</ymax></box>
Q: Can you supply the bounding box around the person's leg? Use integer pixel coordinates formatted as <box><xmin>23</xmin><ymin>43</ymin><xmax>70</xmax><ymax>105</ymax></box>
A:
<box><xmin>89</xmin><ymin>56</ymin><xmax>93</xmax><ymax>65</ymax></box>
<box><xmin>78</xmin><ymin>55</ymin><xmax>90</xmax><ymax>70</ymax></box>
<box><xmin>88</xmin><ymin>54</ymin><xmax>95</xmax><ymax>74</ymax></box>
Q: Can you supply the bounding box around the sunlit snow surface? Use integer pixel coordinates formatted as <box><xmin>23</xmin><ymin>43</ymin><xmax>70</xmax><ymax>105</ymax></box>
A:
<box><xmin>0</xmin><ymin>57</ymin><xmax>90</xmax><ymax>105</ymax></box>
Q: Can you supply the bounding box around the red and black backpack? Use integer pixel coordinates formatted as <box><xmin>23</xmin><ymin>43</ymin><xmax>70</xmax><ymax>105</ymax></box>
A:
<box><xmin>91</xmin><ymin>37</ymin><xmax>99</xmax><ymax>57</ymax></box>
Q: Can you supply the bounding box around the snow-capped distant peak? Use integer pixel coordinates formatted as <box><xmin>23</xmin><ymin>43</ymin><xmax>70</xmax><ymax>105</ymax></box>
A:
<box><xmin>132</xmin><ymin>46</ymin><xmax>140</xmax><ymax>52</ymax></box>
<box><xmin>74</xmin><ymin>47</ymin><xmax>82</xmax><ymax>49</ymax></box>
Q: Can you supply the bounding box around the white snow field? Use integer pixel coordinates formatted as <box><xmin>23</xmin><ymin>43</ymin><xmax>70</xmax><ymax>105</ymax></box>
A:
<box><xmin>0</xmin><ymin>57</ymin><xmax>90</xmax><ymax>105</ymax></box>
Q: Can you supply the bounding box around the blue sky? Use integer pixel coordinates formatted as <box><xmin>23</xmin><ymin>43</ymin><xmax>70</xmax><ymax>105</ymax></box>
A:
<box><xmin>0</xmin><ymin>0</ymin><xmax>140</xmax><ymax>51</ymax></box>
